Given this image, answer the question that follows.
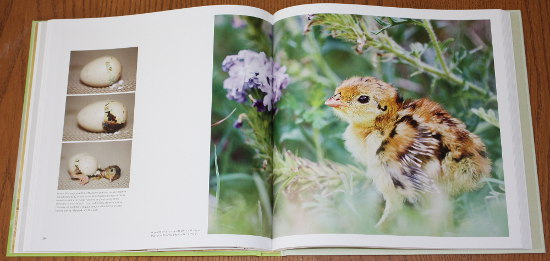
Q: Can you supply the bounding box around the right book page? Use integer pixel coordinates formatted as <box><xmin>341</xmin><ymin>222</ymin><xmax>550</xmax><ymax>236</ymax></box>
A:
<box><xmin>271</xmin><ymin>4</ymin><xmax>533</xmax><ymax>251</ymax></box>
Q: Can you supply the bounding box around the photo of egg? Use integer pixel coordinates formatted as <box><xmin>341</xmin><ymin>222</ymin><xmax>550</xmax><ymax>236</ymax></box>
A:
<box><xmin>62</xmin><ymin>93</ymin><xmax>135</xmax><ymax>141</ymax></box>
<box><xmin>68</xmin><ymin>153</ymin><xmax>99</xmax><ymax>176</ymax></box>
<box><xmin>77</xmin><ymin>100</ymin><xmax>128</xmax><ymax>133</ymax></box>
<box><xmin>80</xmin><ymin>56</ymin><xmax>122</xmax><ymax>87</ymax></box>
<box><xmin>58</xmin><ymin>141</ymin><xmax>131</xmax><ymax>190</ymax></box>
<box><xmin>66</xmin><ymin>47</ymin><xmax>137</xmax><ymax>94</ymax></box>
<box><xmin>59</xmin><ymin>47</ymin><xmax>137</xmax><ymax>190</ymax></box>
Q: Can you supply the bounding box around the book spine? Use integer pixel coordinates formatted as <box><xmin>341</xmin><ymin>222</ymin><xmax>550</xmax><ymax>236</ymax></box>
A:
<box><xmin>6</xmin><ymin>20</ymin><xmax>40</xmax><ymax>257</ymax></box>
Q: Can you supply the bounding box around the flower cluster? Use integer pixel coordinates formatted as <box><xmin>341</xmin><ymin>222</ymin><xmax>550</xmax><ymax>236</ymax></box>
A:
<box><xmin>222</xmin><ymin>50</ymin><xmax>289</xmax><ymax>112</ymax></box>
<box><xmin>232</xmin><ymin>16</ymin><xmax>247</xmax><ymax>28</ymax></box>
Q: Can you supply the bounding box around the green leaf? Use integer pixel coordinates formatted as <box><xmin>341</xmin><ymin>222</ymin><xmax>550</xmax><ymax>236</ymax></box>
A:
<box><xmin>409</xmin><ymin>42</ymin><xmax>427</xmax><ymax>58</ymax></box>
<box><xmin>410</xmin><ymin>70</ymin><xmax>424</xmax><ymax>78</ymax></box>
<box><xmin>373</xmin><ymin>17</ymin><xmax>389</xmax><ymax>27</ymax></box>
<box><xmin>440</xmin><ymin>38</ymin><xmax>455</xmax><ymax>51</ymax></box>
<box><xmin>471</xmin><ymin>107</ymin><xmax>500</xmax><ymax>128</ymax></box>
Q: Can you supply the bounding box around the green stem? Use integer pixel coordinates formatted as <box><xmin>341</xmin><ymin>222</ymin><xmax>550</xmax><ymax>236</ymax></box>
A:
<box><xmin>374</xmin><ymin>35</ymin><xmax>487</xmax><ymax>96</ymax></box>
<box><xmin>213</xmin><ymin>145</ymin><xmax>221</xmax><ymax>220</ymax></box>
<box><xmin>307</xmin><ymin>33</ymin><xmax>342</xmax><ymax>85</ymax></box>
<box><xmin>312</xmin><ymin>15</ymin><xmax>488</xmax><ymax>96</ymax></box>
<box><xmin>312</xmin><ymin>128</ymin><xmax>325</xmax><ymax>161</ymax></box>
<box><xmin>214</xmin><ymin>146</ymin><xmax>221</xmax><ymax>203</ymax></box>
<box><xmin>241</xmin><ymin>106</ymin><xmax>272</xmax><ymax>171</ymax></box>
<box><xmin>422</xmin><ymin>19</ymin><xmax>450</xmax><ymax>75</ymax></box>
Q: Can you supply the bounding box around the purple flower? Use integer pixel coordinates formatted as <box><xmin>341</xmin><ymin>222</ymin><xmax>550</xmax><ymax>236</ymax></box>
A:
<box><xmin>232</xmin><ymin>16</ymin><xmax>247</xmax><ymax>28</ymax></box>
<box><xmin>233</xmin><ymin>119</ymin><xmax>243</xmax><ymax>128</ymax></box>
<box><xmin>222</xmin><ymin>50</ymin><xmax>267</xmax><ymax>103</ymax></box>
<box><xmin>221</xmin><ymin>50</ymin><xmax>290</xmax><ymax>111</ymax></box>
<box><xmin>233</xmin><ymin>113</ymin><xmax>247</xmax><ymax>129</ymax></box>
<box><xmin>253</xmin><ymin>100</ymin><xmax>266</xmax><ymax>112</ymax></box>
<box><xmin>272</xmin><ymin>63</ymin><xmax>290</xmax><ymax>105</ymax></box>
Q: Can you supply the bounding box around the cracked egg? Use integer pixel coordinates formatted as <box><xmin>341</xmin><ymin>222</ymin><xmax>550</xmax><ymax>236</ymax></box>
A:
<box><xmin>77</xmin><ymin>100</ymin><xmax>127</xmax><ymax>133</ymax></box>
<box><xmin>68</xmin><ymin>153</ymin><xmax>99</xmax><ymax>176</ymax></box>
<box><xmin>80</xmin><ymin>56</ymin><xmax>122</xmax><ymax>87</ymax></box>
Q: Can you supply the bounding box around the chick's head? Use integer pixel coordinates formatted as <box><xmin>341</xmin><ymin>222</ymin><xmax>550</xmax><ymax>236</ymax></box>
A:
<box><xmin>102</xmin><ymin>165</ymin><xmax>121</xmax><ymax>182</ymax></box>
<box><xmin>326</xmin><ymin>77</ymin><xmax>400</xmax><ymax>125</ymax></box>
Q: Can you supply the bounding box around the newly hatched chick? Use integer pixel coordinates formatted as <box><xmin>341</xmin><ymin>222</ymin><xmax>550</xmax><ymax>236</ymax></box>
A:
<box><xmin>67</xmin><ymin>153</ymin><xmax>122</xmax><ymax>185</ymax></box>
<box><xmin>101</xmin><ymin>165</ymin><xmax>122</xmax><ymax>182</ymax></box>
<box><xmin>325</xmin><ymin>77</ymin><xmax>491</xmax><ymax>226</ymax></box>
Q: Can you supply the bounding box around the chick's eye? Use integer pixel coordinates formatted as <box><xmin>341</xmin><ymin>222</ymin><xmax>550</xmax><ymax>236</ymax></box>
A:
<box><xmin>357</xmin><ymin>95</ymin><xmax>370</xmax><ymax>104</ymax></box>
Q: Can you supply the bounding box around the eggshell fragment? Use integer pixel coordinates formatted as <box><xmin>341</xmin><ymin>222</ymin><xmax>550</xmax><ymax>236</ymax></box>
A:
<box><xmin>80</xmin><ymin>56</ymin><xmax>122</xmax><ymax>87</ymax></box>
<box><xmin>68</xmin><ymin>153</ymin><xmax>99</xmax><ymax>176</ymax></box>
<box><xmin>77</xmin><ymin>100</ymin><xmax>127</xmax><ymax>133</ymax></box>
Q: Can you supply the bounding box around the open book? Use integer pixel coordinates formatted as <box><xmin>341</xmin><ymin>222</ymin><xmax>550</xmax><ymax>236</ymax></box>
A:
<box><xmin>8</xmin><ymin>3</ymin><xmax>544</xmax><ymax>256</ymax></box>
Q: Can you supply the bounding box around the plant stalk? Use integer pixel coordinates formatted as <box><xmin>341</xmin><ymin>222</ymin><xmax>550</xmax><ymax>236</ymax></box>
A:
<box><xmin>375</xmin><ymin>35</ymin><xmax>487</xmax><ymax>96</ymax></box>
<box><xmin>307</xmin><ymin>33</ymin><xmax>342</xmax><ymax>85</ymax></box>
<box><xmin>422</xmin><ymin>19</ymin><xmax>451</xmax><ymax>75</ymax></box>
<box><xmin>312</xmin><ymin>14</ymin><xmax>488</xmax><ymax>96</ymax></box>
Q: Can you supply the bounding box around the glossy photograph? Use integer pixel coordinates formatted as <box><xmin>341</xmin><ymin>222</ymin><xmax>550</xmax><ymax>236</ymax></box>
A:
<box><xmin>208</xmin><ymin>15</ymin><xmax>276</xmax><ymax>237</ymax></box>
<box><xmin>207</xmin><ymin>13</ymin><xmax>506</xmax><ymax>239</ymax></box>
<box><xmin>62</xmin><ymin>93</ymin><xmax>135</xmax><ymax>142</ymax></box>
<box><xmin>66</xmin><ymin>47</ymin><xmax>138</xmax><ymax>95</ymax></box>
<box><xmin>272</xmin><ymin>15</ymin><xmax>506</xmax><ymax>237</ymax></box>
<box><xmin>58</xmin><ymin>141</ymin><xmax>132</xmax><ymax>190</ymax></box>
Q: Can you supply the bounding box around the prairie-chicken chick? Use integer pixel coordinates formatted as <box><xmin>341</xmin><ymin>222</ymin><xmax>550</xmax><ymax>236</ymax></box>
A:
<box><xmin>325</xmin><ymin>77</ymin><xmax>491</xmax><ymax>227</ymax></box>
<box><xmin>100</xmin><ymin>165</ymin><xmax>122</xmax><ymax>182</ymax></box>
<box><xmin>67</xmin><ymin>153</ymin><xmax>122</xmax><ymax>185</ymax></box>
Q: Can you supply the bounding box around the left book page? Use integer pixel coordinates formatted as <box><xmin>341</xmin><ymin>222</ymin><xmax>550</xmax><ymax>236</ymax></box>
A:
<box><xmin>11</xmin><ymin>5</ymin><xmax>274</xmax><ymax>253</ymax></box>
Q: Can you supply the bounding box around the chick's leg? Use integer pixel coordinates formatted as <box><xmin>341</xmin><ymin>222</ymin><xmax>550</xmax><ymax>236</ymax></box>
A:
<box><xmin>68</xmin><ymin>170</ymin><xmax>90</xmax><ymax>185</ymax></box>
<box><xmin>79</xmin><ymin>175</ymin><xmax>90</xmax><ymax>185</ymax></box>
<box><xmin>75</xmin><ymin>174</ymin><xmax>89</xmax><ymax>185</ymax></box>
<box><xmin>376</xmin><ymin>194</ymin><xmax>403</xmax><ymax>228</ymax></box>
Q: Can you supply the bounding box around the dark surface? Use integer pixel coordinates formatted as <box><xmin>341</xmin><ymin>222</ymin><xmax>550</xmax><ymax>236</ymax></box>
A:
<box><xmin>0</xmin><ymin>0</ymin><xmax>548</xmax><ymax>260</ymax></box>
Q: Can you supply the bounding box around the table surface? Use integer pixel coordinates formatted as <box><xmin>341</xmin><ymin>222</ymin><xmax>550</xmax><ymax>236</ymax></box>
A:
<box><xmin>0</xmin><ymin>0</ymin><xmax>548</xmax><ymax>260</ymax></box>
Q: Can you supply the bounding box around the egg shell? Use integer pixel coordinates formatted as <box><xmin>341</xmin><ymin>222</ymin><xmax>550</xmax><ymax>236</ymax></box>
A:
<box><xmin>77</xmin><ymin>100</ymin><xmax>127</xmax><ymax>133</ymax></box>
<box><xmin>80</xmin><ymin>56</ymin><xmax>122</xmax><ymax>87</ymax></box>
<box><xmin>104</xmin><ymin>101</ymin><xmax>127</xmax><ymax>124</ymax></box>
<box><xmin>68</xmin><ymin>153</ymin><xmax>98</xmax><ymax>176</ymax></box>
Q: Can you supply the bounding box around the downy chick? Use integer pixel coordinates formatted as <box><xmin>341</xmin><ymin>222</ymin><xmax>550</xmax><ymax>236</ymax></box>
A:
<box><xmin>325</xmin><ymin>77</ymin><xmax>491</xmax><ymax>226</ymax></box>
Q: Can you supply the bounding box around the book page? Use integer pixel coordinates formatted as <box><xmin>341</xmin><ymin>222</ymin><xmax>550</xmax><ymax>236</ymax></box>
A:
<box><xmin>271</xmin><ymin>4</ymin><xmax>531</xmax><ymax>250</ymax></box>
<box><xmin>14</xmin><ymin>5</ymin><xmax>275</xmax><ymax>253</ymax></box>
<box><xmin>208</xmin><ymin>14</ymin><xmax>276</xmax><ymax>239</ymax></box>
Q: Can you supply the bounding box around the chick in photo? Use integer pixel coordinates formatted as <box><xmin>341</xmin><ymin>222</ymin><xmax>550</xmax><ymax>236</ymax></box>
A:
<box><xmin>101</xmin><ymin>165</ymin><xmax>122</xmax><ymax>182</ymax></box>
<box><xmin>325</xmin><ymin>77</ymin><xmax>491</xmax><ymax>227</ymax></box>
<box><xmin>68</xmin><ymin>166</ymin><xmax>121</xmax><ymax>185</ymax></box>
<box><xmin>67</xmin><ymin>153</ymin><xmax>122</xmax><ymax>185</ymax></box>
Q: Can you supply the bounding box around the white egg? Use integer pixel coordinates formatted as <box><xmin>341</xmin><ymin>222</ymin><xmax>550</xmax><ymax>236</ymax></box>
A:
<box><xmin>77</xmin><ymin>100</ymin><xmax>127</xmax><ymax>133</ymax></box>
<box><xmin>80</xmin><ymin>56</ymin><xmax>122</xmax><ymax>87</ymax></box>
<box><xmin>68</xmin><ymin>153</ymin><xmax>98</xmax><ymax>176</ymax></box>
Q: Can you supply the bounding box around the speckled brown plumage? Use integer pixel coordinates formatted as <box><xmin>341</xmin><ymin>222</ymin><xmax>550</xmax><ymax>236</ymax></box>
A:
<box><xmin>325</xmin><ymin>76</ymin><xmax>491</xmax><ymax>226</ymax></box>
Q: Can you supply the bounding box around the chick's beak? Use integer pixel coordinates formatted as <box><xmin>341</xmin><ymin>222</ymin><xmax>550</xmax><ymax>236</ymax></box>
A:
<box><xmin>325</xmin><ymin>96</ymin><xmax>345</xmax><ymax>108</ymax></box>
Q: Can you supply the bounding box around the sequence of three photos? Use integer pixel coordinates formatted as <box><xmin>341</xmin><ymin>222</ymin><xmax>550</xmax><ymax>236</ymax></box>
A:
<box><xmin>58</xmin><ymin>47</ymin><xmax>137</xmax><ymax>190</ymax></box>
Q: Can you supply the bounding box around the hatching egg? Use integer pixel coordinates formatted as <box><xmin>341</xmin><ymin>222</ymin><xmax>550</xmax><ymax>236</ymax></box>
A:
<box><xmin>68</xmin><ymin>153</ymin><xmax>99</xmax><ymax>176</ymax></box>
<box><xmin>77</xmin><ymin>100</ymin><xmax>127</xmax><ymax>133</ymax></box>
<box><xmin>80</xmin><ymin>56</ymin><xmax>122</xmax><ymax>87</ymax></box>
